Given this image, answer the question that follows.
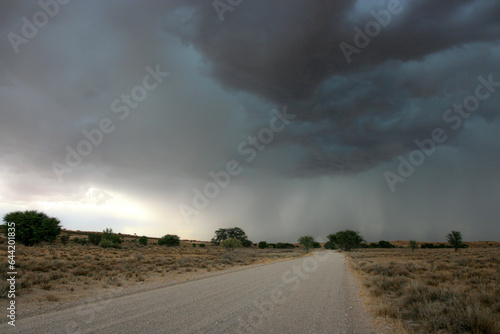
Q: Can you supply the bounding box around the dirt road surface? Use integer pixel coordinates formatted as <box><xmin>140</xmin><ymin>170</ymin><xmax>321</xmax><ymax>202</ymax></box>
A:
<box><xmin>1</xmin><ymin>251</ymin><xmax>380</xmax><ymax>333</ymax></box>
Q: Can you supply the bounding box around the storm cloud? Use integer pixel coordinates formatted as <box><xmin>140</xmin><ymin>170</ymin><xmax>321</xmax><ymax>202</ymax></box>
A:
<box><xmin>0</xmin><ymin>0</ymin><xmax>499</xmax><ymax>242</ymax></box>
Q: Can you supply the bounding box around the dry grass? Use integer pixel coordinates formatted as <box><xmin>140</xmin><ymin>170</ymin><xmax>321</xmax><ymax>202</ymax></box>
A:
<box><xmin>0</xmin><ymin>236</ymin><xmax>303</xmax><ymax>317</ymax></box>
<box><xmin>347</xmin><ymin>247</ymin><xmax>500</xmax><ymax>334</ymax></box>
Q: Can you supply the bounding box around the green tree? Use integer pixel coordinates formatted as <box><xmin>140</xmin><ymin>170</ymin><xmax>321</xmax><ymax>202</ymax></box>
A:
<box><xmin>138</xmin><ymin>236</ymin><xmax>148</xmax><ymax>246</ymax></box>
<box><xmin>211</xmin><ymin>227</ymin><xmax>252</xmax><ymax>247</ymax></box>
<box><xmin>2</xmin><ymin>210</ymin><xmax>62</xmax><ymax>246</ymax></box>
<box><xmin>258</xmin><ymin>241</ymin><xmax>268</xmax><ymax>249</ymax></box>
<box><xmin>158</xmin><ymin>234</ymin><xmax>180</xmax><ymax>247</ymax></box>
<box><xmin>331</xmin><ymin>230</ymin><xmax>364</xmax><ymax>251</ymax></box>
<box><xmin>446</xmin><ymin>231</ymin><xmax>463</xmax><ymax>252</ymax></box>
<box><xmin>324</xmin><ymin>241</ymin><xmax>336</xmax><ymax>249</ymax></box>
<box><xmin>298</xmin><ymin>236</ymin><xmax>315</xmax><ymax>253</ymax></box>
<box><xmin>409</xmin><ymin>240</ymin><xmax>417</xmax><ymax>251</ymax></box>
<box><xmin>220</xmin><ymin>238</ymin><xmax>242</xmax><ymax>251</ymax></box>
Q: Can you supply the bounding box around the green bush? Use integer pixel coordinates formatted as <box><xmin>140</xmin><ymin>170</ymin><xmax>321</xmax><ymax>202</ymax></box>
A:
<box><xmin>192</xmin><ymin>243</ymin><xmax>196</xmax><ymax>247</ymax></box>
<box><xmin>199</xmin><ymin>243</ymin><xmax>206</xmax><ymax>248</ymax></box>
<box><xmin>258</xmin><ymin>241</ymin><xmax>268</xmax><ymax>249</ymax></box>
<box><xmin>158</xmin><ymin>234</ymin><xmax>180</xmax><ymax>247</ymax></box>
<box><xmin>2</xmin><ymin>210</ymin><xmax>62</xmax><ymax>246</ymax></box>
<box><xmin>378</xmin><ymin>240</ymin><xmax>395</xmax><ymax>248</ymax></box>
<box><xmin>72</xmin><ymin>237</ymin><xmax>87</xmax><ymax>245</ymax></box>
<box><xmin>276</xmin><ymin>242</ymin><xmax>295</xmax><ymax>249</ymax></box>
<box><xmin>138</xmin><ymin>236</ymin><xmax>148</xmax><ymax>246</ymax></box>
<box><xmin>60</xmin><ymin>235</ymin><xmax>70</xmax><ymax>245</ymax></box>
<box><xmin>99</xmin><ymin>239</ymin><xmax>121</xmax><ymax>248</ymax></box>
<box><xmin>88</xmin><ymin>233</ymin><xmax>102</xmax><ymax>246</ymax></box>
<box><xmin>221</xmin><ymin>238</ymin><xmax>242</xmax><ymax>251</ymax></box>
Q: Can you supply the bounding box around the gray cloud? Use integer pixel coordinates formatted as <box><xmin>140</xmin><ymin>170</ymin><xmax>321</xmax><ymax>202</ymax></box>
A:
<box><xmin>0</xmin><ymin>0</ymin><xmax>499</xmax><ymax>242</ymax></box>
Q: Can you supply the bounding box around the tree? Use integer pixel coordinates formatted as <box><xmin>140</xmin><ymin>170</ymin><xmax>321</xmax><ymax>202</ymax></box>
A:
<box><xmin>298</xmin><ymin>236</ymin><xmax>315</xmax><ymax>253</ymax></box>
<box><xmin>158</xmin><ymin>234</ymin><xmax>180</xmax><ymax>247</ymax></box>
<box><xmin>220</xmin><ymin>238</ymin><xmax>242</xmax><ymax>251</ymax></box>
<box><xmin>446</xmin><ymin>231</ymin><xmax>463</xmax><ymax>252</ymax></box>
<box><xmin>324</xmin><ymin>241</ymin><xmax>336</xmax><ymax>250</ymax></box>
<box><xmin>331</xmin><ymin>230</ymin><xmax>364</xmax><ymax>251</ymax></box>
<box><xmin>211</xmin><ymin>227</ymin><xmax>251</xmax><ymax>247</ymax></box>
<box><xmin>409</xmin><ymin>240</ymin><xmax>417</xmax><ymax>251</ymax></box>
<box><xmin>138</xmin><ymin>236</ymin><xmax>148</xmax><ymax>246</ymax></box>
<box><xmin>2</xmin><ymin>210</ymin><xmax>62</xmax><ymax>246</ymax></box>
<box><xmin>258</xmin><ymin>241</ymin><xmax>268</xmax><ymax>249</ymax></box>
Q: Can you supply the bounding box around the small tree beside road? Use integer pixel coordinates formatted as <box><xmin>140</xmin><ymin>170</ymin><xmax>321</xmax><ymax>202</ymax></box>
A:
<box><xmin>298</xmin><ymin>236</ymin><xmax>315</xmax><ymax>253</ymax></box>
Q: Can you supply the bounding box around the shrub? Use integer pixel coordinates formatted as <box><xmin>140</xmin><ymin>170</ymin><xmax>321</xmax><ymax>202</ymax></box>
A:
<box><xmin>378</xmin><ymin>240</ymin><xmax>395</xmax><ymax>248</ymax></box>
<box><xmin>88</xmin><ymin>233</ymin><xmax>102</xmax><ymax>246</ymax></box>
<box><xmin>199</xmin><ymin>243</ymin><xmax>206</xmax><ymax>248</ymax></box>
<box><xmin>2</xmin><ymin>210</ymin><xmax>62</xmax><ymax>246</ymax></box>
<box><xmin>60</xmin><ymin>235</ymin><xmax>70</xmax><ymax>245</ymax></box>
<box><xmin>258</xmin><ymin>241</ymin><xmax>268</xmax><ymax>249</ymax></box>
<box><xmin>72</xmin><ymin>237</ymin><xmax>87</xmax><ymax>245</ymax></box>
<box><xmin>192</xmin><ymin>243</ymin><xmax>196</xmax><ymax>247</ymax></box>
<box><xmin>220</xmin><ymin>238</ymin><xmax>242</xmax><ymax>251</ymax></box>
<box><xmin>138</xmin><ymin>236</ymin><xmax>148</xmax><ymax>246</ymax></box>
<box><xmin>99</xmin><ymin>239</ymin><xmax>121</xmax><ymax>248</ymax></box>
<box><xmin>409</xmin><ymin>240</ymin><xmax>418</xmax><ymax>251</ymax></box>
<box><xmin>102</xmin><ymin>228</ymin><xmax>121</xmax><ymax>244</ymax></box>
<box><xmin>276</xmin><ymin>242</ymin><xmax>295</xmax><ymax>249</ymax></box>
<box><xmin>158</xmin><ymin>234</ymin><xmax>180</xmax><ymax>247</ymax></box>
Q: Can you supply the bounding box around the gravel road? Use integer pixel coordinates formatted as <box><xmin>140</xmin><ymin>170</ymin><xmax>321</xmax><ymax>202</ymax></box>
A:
<box><xmin>2</xmin><ymin>250</ymin><xmax>380</xmax><ymax>333</ymax></box>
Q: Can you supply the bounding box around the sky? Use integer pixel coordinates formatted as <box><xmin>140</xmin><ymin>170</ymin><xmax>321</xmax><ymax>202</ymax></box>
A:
<box><xmin>1</xmin><ymin>0</ymin><xmax>499</xmax><ymax>243</ymax></box>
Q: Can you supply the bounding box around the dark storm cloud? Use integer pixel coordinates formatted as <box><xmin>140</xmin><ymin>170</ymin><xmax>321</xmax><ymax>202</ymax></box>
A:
<box><xmin>166</xmin><ymin>0</ymin><xmax>500</xmax><ymax>174</ymax></box>
<box><xmin>0</xmin><ymin>0</ymin><xmax>499</xmax><ymax>242</ymax></box>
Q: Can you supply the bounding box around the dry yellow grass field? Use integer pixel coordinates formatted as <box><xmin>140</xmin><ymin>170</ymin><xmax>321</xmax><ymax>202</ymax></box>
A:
<box><xmin>347</xmin><ymin>247</ymin><xmax>500</xmax><ymax>334</ymax></box>
<box><xmin>0</xmin><ymin>232</ymin><xmax>304</xmax><ymax>318</ymax></box>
